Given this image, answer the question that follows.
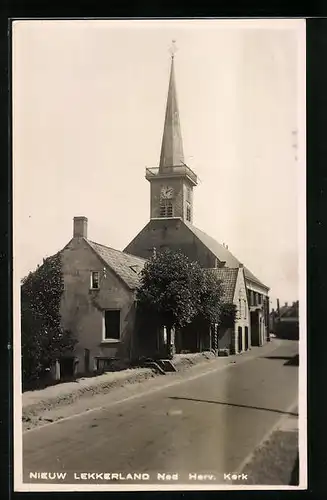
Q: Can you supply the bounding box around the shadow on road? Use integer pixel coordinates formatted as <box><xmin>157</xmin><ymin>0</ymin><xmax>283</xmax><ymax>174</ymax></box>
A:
<box><xmin>169</xmin><ymin>397</ymin><xmax>298</xmax><ymax>417</ymax></box>
<box><xmin>285</xmin><ymin>355</ymin><xmax>299</xmax><ymax>366</ymax></box>
<box><xmin>260</xmin><ymin>355</ymin><xmax>299</xmax><ymax>366</ymax></box>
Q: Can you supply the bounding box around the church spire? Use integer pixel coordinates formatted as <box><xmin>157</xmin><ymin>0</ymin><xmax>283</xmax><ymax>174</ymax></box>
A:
<box><xmin>159</xmin><ymin>41</ymin><xmax>184</xmax><ymax>171</ymax></box>
<box><xmin>145</xmin><ymin>42</ymin><xmax>197</xmax><ymax>222</ymax></box>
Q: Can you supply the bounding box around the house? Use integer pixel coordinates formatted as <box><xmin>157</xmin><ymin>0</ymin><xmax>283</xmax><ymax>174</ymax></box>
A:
<box><xmin>124</xmin><ymin>50</ymin><xmax>270</xmax><ymax>350</ymax></box>
<box><xmin>212</xmin><ymin>264</ymin><xmax>251</xmax><ymax>354</ymax></box>
<box><xmin>59</xmin><ymin>216</ymin><xmax>146</xmax><ymax>375</ymax></box>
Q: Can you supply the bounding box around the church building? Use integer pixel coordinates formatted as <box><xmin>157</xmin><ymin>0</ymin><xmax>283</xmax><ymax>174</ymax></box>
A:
<box><xmin>124</xmin><ymin>47</ymin><xmax>270</xmax><ymax>351</ymax></box>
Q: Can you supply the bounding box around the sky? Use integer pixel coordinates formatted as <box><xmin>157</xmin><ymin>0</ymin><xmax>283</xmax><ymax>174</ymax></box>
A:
<box><xmin>12</xmin><ymin>19</ymin><xmax>305</xmax><ymax>308</ymax></box>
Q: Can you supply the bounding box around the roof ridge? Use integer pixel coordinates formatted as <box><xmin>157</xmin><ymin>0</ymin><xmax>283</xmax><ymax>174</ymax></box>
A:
<box><xmin>190</xmin><ymin>223</ymin><xmax>241</xmax><ymax>259</ymax></box>
<box><xmin>185</xmin><ymin>222</ymin><xmax>268</xmax><ymax>289</ymax></box>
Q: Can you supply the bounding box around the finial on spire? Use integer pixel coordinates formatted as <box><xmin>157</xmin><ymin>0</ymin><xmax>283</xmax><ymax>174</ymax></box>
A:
<box><xmin>169</xmin><ymin>39</ymin><xmax>178</xmax><ymax>59</ymax></box>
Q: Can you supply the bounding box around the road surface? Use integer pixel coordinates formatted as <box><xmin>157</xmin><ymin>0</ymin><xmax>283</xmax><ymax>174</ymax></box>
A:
<box><xmin>22</xmin><ymin>339</ymin><xmax>299</xmax><ymax>486</ymax></box>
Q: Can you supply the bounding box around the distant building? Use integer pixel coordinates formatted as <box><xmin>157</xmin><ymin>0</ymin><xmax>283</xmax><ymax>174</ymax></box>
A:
<box><xmin>124</xmin><ymin>49</ymin><xmax>270</xmax><ymax>349</ymax></box>
<box><xmin>270</xmin><ymin>300</ymin><xmax>299</xmax><ymax>340</ymax></box>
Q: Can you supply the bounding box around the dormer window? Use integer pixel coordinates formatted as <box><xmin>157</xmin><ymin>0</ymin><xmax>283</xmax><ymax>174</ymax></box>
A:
<box><xmin>91</xmin><ymin>271</ymin><xmax>100</xmax><ymax>289</ymax></box>
<box><xmin>160</xmin><ymin>199</ymin><xmax>173</xmax><ymax>217</ymax></box>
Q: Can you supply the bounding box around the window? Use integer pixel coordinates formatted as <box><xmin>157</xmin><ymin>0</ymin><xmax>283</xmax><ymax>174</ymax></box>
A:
<box><xmin>103</xmin><ymin>310</ymin><xmax>121</xmax><ymax>341</ymax></box>
<box><xmin>238</xmin><ymin>298</ymin><xmax>242</xmax><ymax>319</ymax></box>
<box><xmin>186</xmin><ymin>187</ymin><xmax>191</xmax><ymax>202</ymax></box>
<box><xmin>160</xmin><ymin>199</ymin><xmax>173</xmax><ymax>217</ymax></box>
<box><xmin>91</xmin><ymin>271</ymin><xmax>100</xmax><ymax>289</ymax></box>
<box><xmin>186</xmin><ymin>202</ymin><xmax>191</xmax><ymax>222</ymax></box>
<box><xmin>243</xmin><ymin>299</ymin><xmax>247</xmax><ymax>319</ymax></box>
<box><xmin>258</xmin><ymin>294</ymin><xmax>262</xmax><ymax>305</ymax></box>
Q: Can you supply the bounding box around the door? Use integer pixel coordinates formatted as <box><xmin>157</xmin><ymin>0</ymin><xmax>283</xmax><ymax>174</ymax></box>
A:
<box><xmin>245</xmin><ymin>327</ymin><xmax>249</xmax><ymax>350</ymax></box>
<box><xmin>238</xmin><ymin>326</ymin><xmax>243</xmax><ymax>353</ymax></box>
<box><xmin>60</xmin><ymin>357</ymin><xmax>75</xmax><ymax>379</ymax></box>
<box><xmin>84</xmin><ymin>349</ymin><xmax>90</xmax><ymax>373</ymax></box>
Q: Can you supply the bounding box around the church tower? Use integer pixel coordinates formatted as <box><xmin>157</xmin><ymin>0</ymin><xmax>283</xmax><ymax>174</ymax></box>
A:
<box><xmin>125</xmin><ymin>45</ymin><xmax>269</xmax><ymax>351</ymax></box>
<box><xmin>145</xmin><ymin>43</ymin><xmax>198</xmax><ymax>223</ymax></box>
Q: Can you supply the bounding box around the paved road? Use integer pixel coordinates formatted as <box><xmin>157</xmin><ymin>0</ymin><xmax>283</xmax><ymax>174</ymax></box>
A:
<box><xmin>22</xmin><ymin>339</ymin><xmax>299</xmax><ymax>486</ymax></box>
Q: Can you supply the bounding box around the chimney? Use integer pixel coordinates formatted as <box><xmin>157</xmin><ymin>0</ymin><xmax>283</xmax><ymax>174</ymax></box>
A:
<box><xmin>284</xmin><ymin>301</ymin><xmax>288</xmax><ymax>307</ymax></box>
<box><xmin>73</xmin><ymin>216</ymin><xmax>88</xmax><ymax>238</ymax></box>
<box><xmin>277</xmin><ymin>298</ymin><xmax>280</xmax><ymax>314</ymax></box>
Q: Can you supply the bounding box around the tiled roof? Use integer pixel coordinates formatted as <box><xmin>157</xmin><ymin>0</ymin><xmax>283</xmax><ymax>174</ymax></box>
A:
<box><xmin>185</xmin><ymin>222</ymin><xmax>269</xmax><ymax>290</ymax></box>
<box><xmin>208</xmin><ymin>267</ymin><xmax>239</xmax><ymax>303</ymax></box>
<box><xmin>86</xmin><ymin>240</ymin><xmax>146</xmax><ymax>290</ymax></box>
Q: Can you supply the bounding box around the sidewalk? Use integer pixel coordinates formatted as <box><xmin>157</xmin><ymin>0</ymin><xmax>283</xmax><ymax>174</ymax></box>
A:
<box><xmin>22</xmin><ymin>351</ymin><xmax>217</xmax><ymax>416</ymax></box>
<box><xmin>22</xmin><ymin>340</ymin><xmax>282</xmax><ymax>420</ymax></box>
<box><xmin>236</xmin><ymin>404</ymin><xmax>299</xmax><ymax>486</ymax></box>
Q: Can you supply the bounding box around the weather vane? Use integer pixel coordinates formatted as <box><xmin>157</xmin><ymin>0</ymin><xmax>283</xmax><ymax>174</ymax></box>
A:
<box><xmin>169</xmin><ymin>39</ymin><xmax>178</xmax><ymax>59</ymax></box>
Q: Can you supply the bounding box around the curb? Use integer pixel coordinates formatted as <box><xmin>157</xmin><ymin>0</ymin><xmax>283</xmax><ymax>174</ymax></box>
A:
<box><xmin>235</xmin><ymin>402</ymin><xmax>299</xmax><ymax>486</ymax></box>
<box><xmin>22</xmin><ymin>368</ymin><xmax>155</xmax><ymax>418</ymax></box>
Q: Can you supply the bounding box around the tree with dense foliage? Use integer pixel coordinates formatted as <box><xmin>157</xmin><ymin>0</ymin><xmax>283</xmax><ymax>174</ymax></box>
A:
<box><xmin>194</xmin><ymin>269</ymin><xmax>224</xmax><ymax>323</ymax></box>
<box><xmin>191</xmin><ymin>269</ymin><xmax>224</xmax><ymax>351</ymax></box>
<box><xmin>137</xmin><ymin>249</ymin><xmax>203</xmax><ymax>357</ymax></box>
<box><xmin>136</xmin><ymin>249</ymin><xmax>224</xmax><ymax>357</ymax></box>
<box><xmin>21</xmin><ymin>252</ymin><xmax>76</xmax><ymax>387</ymax></box>
<box><xmin>212</xmin><ymin>302</ymin><xmax>238</xmax><ymax>352</ymax></box>
<box><xmin>219</xmin><ymin>302</ymin><xmax>237</xmax><ymax>329</ymax></box>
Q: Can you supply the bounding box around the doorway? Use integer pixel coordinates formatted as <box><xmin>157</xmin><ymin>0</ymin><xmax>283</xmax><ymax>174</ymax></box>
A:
<box><xmin>60</xmin><ymin>357</ymin><xmax>75</xmax><ymax>379</ymax></box>
<box><xmin>250</xmin><ymin>310</ymin><xmax>260</xmax><ymax>346</ymax></box>
<box><xmin>238</xmin><ymin>326</ymin><xmax>243</xmax><ymax>353</ymax></box>
<box><xmin>84</xmin><ymin>349</ymin><xmax>90</xmax><ymax>374</ymax></box>
<box><xmin>245</xmin><ymin>327</ymin><xmax>249</xmax><ymax>350</ymax></box>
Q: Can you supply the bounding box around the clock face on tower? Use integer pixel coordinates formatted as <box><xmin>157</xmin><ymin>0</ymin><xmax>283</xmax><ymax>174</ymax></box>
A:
<box><xmin>160</xmin><ymin>186</ymin><xmax>174</xmax><ymax>199</ymax></box>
